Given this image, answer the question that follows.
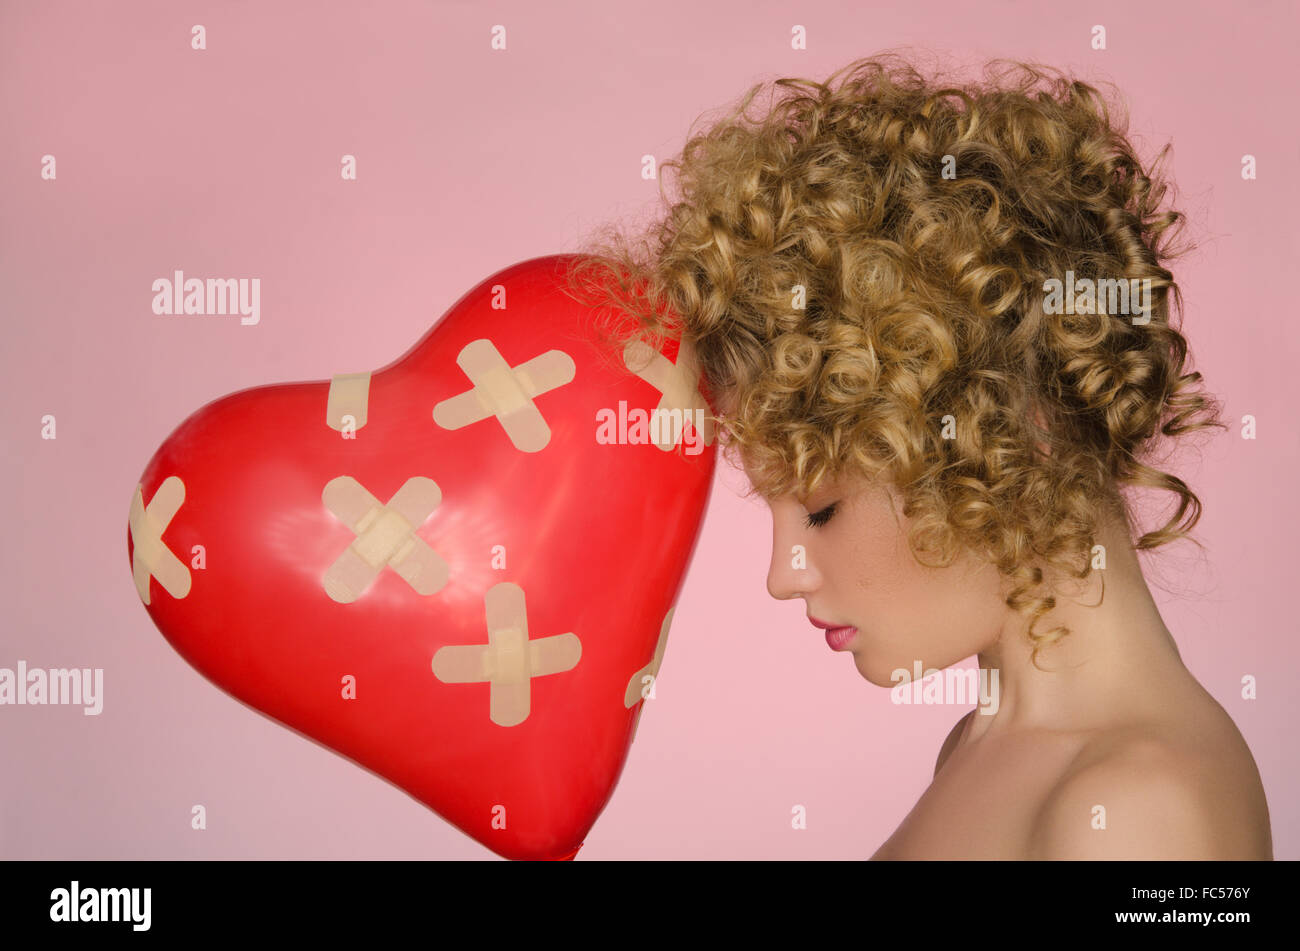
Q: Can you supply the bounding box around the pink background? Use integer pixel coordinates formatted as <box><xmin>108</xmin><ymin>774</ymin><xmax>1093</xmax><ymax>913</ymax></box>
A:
<box><xmin>2</xmin><ymin>0</ymin><xmax>1296</xmax><ymax>859</ymax></box>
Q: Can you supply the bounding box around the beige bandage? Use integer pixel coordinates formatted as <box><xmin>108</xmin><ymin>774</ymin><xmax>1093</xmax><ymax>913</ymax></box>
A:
<box><xmin>624</xmin><ymin>607</ymin><xmax>674</xmax><ymax>708</ymax></box>
<box><xmin>622</xmin><ymin>337</ymin><xmax>716</xmax><ymax>451</ymax></box>
<box><xmin>432</xmin><ymin>339</ymin><xmax>576</xmax><ymax>452</ymax></box>
<box><xmin>321</xmin><ymin>475</ymin><xmax>448</xmax><ymax>603</ymax></box>
<box><xmin>326</xmin><ymin>372</ymin><xmax>371</xmax><ymax>432</ymax></box>
<box><xmin>129</xmin><ymin>476</ymin><xmax>192</xmax><ymax>606</ymax></box>
<box><xmin>431</xmin><ymin>581</ymin><xmax>581</xmax><ymax>727</ymax></box>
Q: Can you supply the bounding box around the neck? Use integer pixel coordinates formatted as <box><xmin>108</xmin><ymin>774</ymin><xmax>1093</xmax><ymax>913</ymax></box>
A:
<box><xmin>965</xmin><ymin>506</ymin><xmax>1190</xmax><ymax>741</ymax></box>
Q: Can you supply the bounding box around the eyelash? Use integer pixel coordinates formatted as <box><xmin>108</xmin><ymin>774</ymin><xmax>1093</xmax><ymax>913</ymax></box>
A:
<box><xmin>805</xmin><ymin>502</ymin><xmax>838</xmax><ymax>529</ymax></box>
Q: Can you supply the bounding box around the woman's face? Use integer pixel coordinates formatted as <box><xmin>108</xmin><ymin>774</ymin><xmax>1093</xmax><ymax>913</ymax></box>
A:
<box><xmin>756</xmin><ymin>467</ymin><xmax>1011</xmax><ymax>685</ymax></box>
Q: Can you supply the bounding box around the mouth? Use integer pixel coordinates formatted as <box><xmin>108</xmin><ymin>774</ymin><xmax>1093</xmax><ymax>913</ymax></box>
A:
<box><xmin>809</xmin><ymin>615</ymin><xmax>859</xmax><ymax>651</ymax></box>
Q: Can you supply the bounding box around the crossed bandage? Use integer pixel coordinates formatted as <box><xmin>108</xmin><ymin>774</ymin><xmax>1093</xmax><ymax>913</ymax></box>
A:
<box><xmin>320</xmin><ymin>475</ymin><xmax>449</xmax><ymax>603</ymax></box>
<box><xmin>432</xmin><ymin>339</ymin><xmax>575</xmax><ymax>452</ymax></box>
<box><xmin>129</xmin><ymin>477</ymin><xmax>192</xmax><ymax>606</ymax></box>
<box><xmin>431</xmin><ymin>582</ymin><xmax>582</xmax><ymax>728</ymax></box>
<box><xmin>621</xmin><ymin>339</ymin><xmax>716</xmax><ymax>451</ymax></box>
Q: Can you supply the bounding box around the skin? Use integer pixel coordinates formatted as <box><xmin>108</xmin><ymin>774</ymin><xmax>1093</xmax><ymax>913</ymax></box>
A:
<box><xmin>755</xmin><ymin>466</ymin><xmax>1273</xmax><ymax>859</ymax></box>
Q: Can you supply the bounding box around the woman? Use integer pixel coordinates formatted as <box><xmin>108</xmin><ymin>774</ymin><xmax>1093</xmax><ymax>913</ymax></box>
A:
<box><xmin>566</xmin><ymin>52</ymin><xmax>1271</xmax><ymax>859</ymax></box>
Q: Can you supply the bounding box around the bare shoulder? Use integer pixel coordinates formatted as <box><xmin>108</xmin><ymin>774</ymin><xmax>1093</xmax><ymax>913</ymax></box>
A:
<box><xmin>934</xmin><ymin>709</ymin><xmax>974</xmax><ymax>777</ymax></box>
<box><xmin>1027</xmin><ymin>702</ymin><xmax>1272</xmax><ymax>860</ymax></box>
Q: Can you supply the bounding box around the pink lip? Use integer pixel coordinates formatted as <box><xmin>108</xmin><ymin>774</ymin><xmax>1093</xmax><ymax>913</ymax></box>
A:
<box><xmin>823</xmin><ymin>626</ymin><xmax>857</xmax><ymax>650</ymax></box>
<box><xmin>809</xmin><ymin>616</ymin><xmax>858</xmax><ymax>651</ymax></box>
<box><xmin>807</xmin><ymin>616</ymin><xmax>842</xmax><ymax>629</ymax></box>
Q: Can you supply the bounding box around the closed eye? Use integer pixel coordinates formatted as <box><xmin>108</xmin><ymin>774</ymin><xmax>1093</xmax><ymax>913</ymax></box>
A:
<box><xmin>805</xmin><ymin>502</ymin><xmax>838</xmax><ymax>529</ymax></box>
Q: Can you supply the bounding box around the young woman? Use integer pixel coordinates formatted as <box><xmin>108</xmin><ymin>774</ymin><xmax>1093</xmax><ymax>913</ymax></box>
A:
<box><xmin>567</xmin><ymin>52</ymin><xmax>1271</xmax><ymax>859</ymax></box>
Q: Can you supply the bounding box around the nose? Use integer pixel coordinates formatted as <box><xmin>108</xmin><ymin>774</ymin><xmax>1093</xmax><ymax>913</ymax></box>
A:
<box><xmin>766</xmin><ymin>511</ymin><xmax>820</xmax><ymax>601</ymax></box>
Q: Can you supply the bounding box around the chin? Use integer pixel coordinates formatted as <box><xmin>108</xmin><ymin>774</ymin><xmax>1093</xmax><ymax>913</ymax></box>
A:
<box><xmin>851</xmin><ymin>650</ymin><xmax>907</xmax><ymax>688</ymax></box>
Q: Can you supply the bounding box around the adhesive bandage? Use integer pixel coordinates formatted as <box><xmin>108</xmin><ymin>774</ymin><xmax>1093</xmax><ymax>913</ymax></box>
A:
<box><xmin>129</xmin><ymin>476</ymin><xmax>192</xmax><ymax>606</ymax></box>
<box><xmin>432</xmin><ymin>339</ymin><xmax>576</xmax><ymax>452</ymax></box>
<box><xmin>430</xmin><ymin>581</ymin><xmax>581</xmax><ymax>727</ymax></box>
<box><xmin>621</xmin><ymin>338</ymin><xmax>716</xmax><ymax>451</ymax></box>
<box><xmin>321</xmin><ymin>475</ymin><xmax>448</xmax><ymax>603</ymax></box>
<box><xmin>326</xmin><ymin>372</ymin><xmax>371</xmax><ymax>432</ymax></box>
<box><xmin>624</xmin><ymin>607</ymin><xmax>674</xmax><ymax>708</ymax></box>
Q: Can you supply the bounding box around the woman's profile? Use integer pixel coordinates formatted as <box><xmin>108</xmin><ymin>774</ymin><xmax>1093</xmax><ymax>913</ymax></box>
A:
<box><xmin>566</xmin><ymin>51</ymin><xmax>1272</xmax><ymax>860</ymax></box>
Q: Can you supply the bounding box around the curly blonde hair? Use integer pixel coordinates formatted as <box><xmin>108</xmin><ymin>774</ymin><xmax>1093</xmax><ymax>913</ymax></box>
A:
<box><xmin>563</xmin><ymin>51</ymin><xmax>1223</xmax><ymax>665</ymax></box>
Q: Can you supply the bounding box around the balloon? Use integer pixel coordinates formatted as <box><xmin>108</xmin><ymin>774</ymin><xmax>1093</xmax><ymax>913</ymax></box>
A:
<box><xmin>127</xmin><ymin>255</ymin><xmax>716</xmax><ymax>860</ymax></box>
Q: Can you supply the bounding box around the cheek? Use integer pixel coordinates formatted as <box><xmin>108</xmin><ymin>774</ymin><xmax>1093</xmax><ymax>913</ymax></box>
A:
<box><xmin>851</xmin><ymin>538</ymin><xmax>1005</xmax><ymax>669</ymax></box>
<box><xmin>846</xmin><ymin>504</ymin><xmax>922</xmax><ymax>609</ymax></box>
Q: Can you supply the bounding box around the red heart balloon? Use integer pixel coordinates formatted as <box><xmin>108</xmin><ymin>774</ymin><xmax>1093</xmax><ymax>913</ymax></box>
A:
<box><xmin>128</xmin><ymin>255</ymin><xmax>716</xmax><ymax>860</ymax></box>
